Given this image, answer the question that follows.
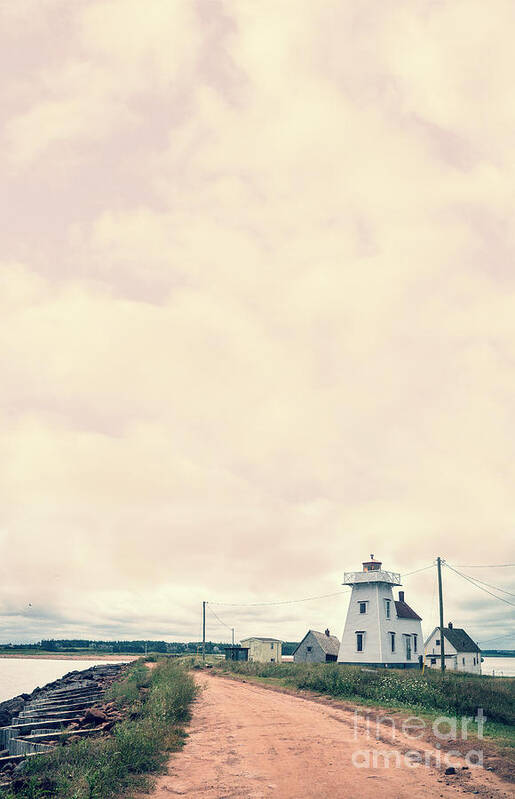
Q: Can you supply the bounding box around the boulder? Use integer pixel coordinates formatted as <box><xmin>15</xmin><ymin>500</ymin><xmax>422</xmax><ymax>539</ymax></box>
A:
<box><xmin>83</xmin><ymin>708</ymin><xmax>107</xmax><ymax>725</ymax></box>
<box><xmin>0</xmin><ymin>696</ymin><xmax>25</xmax><ymax>726</ymax></box>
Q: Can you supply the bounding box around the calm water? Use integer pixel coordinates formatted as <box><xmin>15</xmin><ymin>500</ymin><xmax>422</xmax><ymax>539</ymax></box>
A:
<box><xmin>0</xmin><ymin>659</ymin><xmax>130</xmax><ymax>703</ymax></box>
<box><xmin>482</xmin><ymin>656</ymin><xmax>515</xmax><ymax>677</ymax></box>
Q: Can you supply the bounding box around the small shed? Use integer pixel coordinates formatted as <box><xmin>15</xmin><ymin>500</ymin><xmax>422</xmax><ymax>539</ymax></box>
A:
<box><xmin>224</xmin><ymin>646</ymin><xmax>249</xmax><ymax>662</ymax></box>
<box><xmin>240</xmin><ymin>637</ymin><xmax>282</xmax><ymax>663</ymax></box>
<box><xmin>293</xmin><ymin>629</ymin><xmax>340</xmax><ymax>663</ymax></box>
<box><xmin>424</xmin><ymin>622</ymin><xmax>481</xmax><ymax>674</ymax></box>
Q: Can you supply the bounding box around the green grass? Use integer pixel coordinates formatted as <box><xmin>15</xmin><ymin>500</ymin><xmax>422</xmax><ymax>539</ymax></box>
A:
<box><xmin>0</xmin><ymin>658</ymin><xmax>197</xmax><ymax>799</ymax></box>
<box><xmin>214</xmin><ymin>660</ymin><xmax>515</xmax><ymax>727</ymax></box>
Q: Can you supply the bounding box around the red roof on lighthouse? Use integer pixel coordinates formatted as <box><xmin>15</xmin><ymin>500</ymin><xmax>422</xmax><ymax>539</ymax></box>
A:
<box><xmin>362</xmin><ymin>554</ymin><xmax>382</xmax><ymax>572</ymax></box>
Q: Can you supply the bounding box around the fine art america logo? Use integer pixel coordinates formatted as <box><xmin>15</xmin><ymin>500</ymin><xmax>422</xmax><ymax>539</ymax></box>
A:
<box><xmin>351</xmin><ymin>708</ymin><xmax>486</xmax><ymax>769</ymax></box>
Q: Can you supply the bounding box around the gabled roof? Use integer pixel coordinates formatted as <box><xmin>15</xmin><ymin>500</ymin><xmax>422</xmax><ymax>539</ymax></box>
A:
<box><xmin>292</xmin><ymin>630</ymin><xmax>340</xmax><ymax>657</ymax></box>
<box><xmin>443</xmin><ymin>628</ymin><xmax>481</xmax><ymax>653</ymax></box>
<box><xmin>395</xmin><ymin>599</ymin><xmax>422</xmax><ymax>621</ymax></box>
<box><xmin>424</xmin><ymin>626</ymin><xmax>481</xmax><ymax>653</ymax></box>
<box><xmin>240</xmin><ymin>637</ymin><xmax>282</xmax><ymax>643</ymax></box>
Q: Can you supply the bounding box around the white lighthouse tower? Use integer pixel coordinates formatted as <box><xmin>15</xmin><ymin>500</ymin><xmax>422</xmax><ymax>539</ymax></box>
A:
<box><xmin>337</xmin><ymin>555</ymin><xmax>423</xmax><ymax>668</ymax></box>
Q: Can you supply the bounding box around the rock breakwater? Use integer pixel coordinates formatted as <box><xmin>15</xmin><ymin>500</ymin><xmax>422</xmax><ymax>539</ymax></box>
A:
<box><xmin>0</xmin><ymin>663</ymin><xmax>126</xmax><ymax>788</ymax></box>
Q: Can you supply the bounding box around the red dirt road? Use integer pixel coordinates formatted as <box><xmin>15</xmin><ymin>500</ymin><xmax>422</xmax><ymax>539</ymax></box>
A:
<box><xmin>152</xmin><ymin>673</ymin><xmax>511</xmax><ymax>799</ymax></box>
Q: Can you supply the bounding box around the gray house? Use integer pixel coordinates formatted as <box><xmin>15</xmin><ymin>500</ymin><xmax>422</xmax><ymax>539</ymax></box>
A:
<box><xmin>293</xmin><ymin>629</ymin><xmax>340</xmax><ymax>663</ymax></box>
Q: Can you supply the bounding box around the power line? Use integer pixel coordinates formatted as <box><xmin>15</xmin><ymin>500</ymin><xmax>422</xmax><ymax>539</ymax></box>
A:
<box><xmin>206</xmin><ymin>605</ymin><xmax>233</xmax><ymax>631</ymax></box>
<box><xmin>209</xmin><ymin>564</ymin><xmax>434</xmax><ymax>607</ymax></box>
<box><xmin>478</xmin><ymin>632</ymin><xmax>515</xmax><ymax>646</ymax></box>
<box><xmin>454</xmin><ymin>572</ymin><xmax>515</xmax><ymax>598</ymax></box>
<box><xmin>210</xmin><ymin>589</ymin><xmax>350</xmax><ymax>608</ymax></box>
<box><xmin>449</xmin><ymin>563</ymin><xmax>515</xmax><ymax>568</ymax></box>
<box><xmin>403</xmin><ymin>564</ymin><xmax>435</xmax><ymax>577</ymax></box>
<box><xmin>444</xmin><ymin>563</ymin><xmax>515</xmax><ymax>607</ymax></box>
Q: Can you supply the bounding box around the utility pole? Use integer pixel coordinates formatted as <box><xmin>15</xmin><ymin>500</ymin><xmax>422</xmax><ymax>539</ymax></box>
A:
<box><xmin>231</xmin><ymin>628</ymin><xmax>235</xmax><ymax>646</ymax></box>
<box><xmin>436</xmin><ymin>557</ymin><xmax>445</xmax><ymax>672</ymax></box>
<box><xmin>202</xmin><ymin>601</ymin><xmax>206</xmax><ymax>664</ymax></box>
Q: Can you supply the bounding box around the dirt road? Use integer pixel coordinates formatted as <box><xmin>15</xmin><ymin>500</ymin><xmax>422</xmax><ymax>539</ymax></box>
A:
<box><xmin>152</xmin><ymin>673</ymin><xmax>511</xmax><ymax>799</ymax></box>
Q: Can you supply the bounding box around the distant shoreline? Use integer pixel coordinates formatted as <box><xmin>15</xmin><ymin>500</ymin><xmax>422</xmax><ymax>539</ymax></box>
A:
<box><xmin>0</xmin><ymin>653</ymin><xmax>138</xmax><ymax>661</ymax></box>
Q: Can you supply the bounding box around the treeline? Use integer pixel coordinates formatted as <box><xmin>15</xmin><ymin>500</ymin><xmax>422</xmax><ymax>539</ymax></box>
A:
<box><xmin>0</xmin><ymin>639</ymin><xmax>301</xmax><ymax>655</ymax></box>
<box><xmin>2</xmin><ymin>640</ymin><xmax>235</xmax><ymax>654</ymax></box>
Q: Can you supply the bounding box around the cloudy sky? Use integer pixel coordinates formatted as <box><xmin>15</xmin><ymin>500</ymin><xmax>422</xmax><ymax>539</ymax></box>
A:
<box><xmin>1</xmin><ymin>0</ymin><xmax>514</xmax><ymax>648</ymax></box>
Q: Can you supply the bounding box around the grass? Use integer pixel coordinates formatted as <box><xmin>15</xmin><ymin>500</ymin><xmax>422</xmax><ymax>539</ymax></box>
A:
<box><xmin>0</xmin><ymin>658</ymin><xmax>197</xmax><ymax>799</ymax></box>
<box><xmin>214</xmin><ymin>660</ymin><xmax>515</xmax><ymax>728</ymax></box>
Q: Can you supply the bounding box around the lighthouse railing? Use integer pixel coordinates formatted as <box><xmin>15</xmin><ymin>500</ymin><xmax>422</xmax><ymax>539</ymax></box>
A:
<box><xmin>343</xmin><ymin>570</ymin><xmax>401</xmax><ymax>585</ymax></box>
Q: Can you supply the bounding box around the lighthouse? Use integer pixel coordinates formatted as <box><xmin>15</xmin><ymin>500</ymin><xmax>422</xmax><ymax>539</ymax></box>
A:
<box><xmin>337</xmin><ymin>555</ymin><xmax>423</xmax><ymax>668</ymax></box>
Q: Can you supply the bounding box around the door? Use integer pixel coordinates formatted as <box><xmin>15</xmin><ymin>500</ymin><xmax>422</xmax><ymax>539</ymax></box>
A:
<box><xmin>405</xmin><ymin>636</ymin><xmax>412</xmax><ymax>660</ymax></box>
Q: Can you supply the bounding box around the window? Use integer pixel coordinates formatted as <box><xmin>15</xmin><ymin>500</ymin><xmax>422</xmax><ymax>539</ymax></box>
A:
<box><xmin>436</xmin><ymin>639</ymin><xmax>440</xmax><ymax>646</ymax></box>
<box><xmin>430</xmin><ymin>658</ymin><xmax>436</xmax><ymax>665</ymax></box>
<box><xmin>385</xmin><ymin>599</ymin><xmax>391</xmax><ymax>619</ymax></box>
<box><xmin>359</xmin><ymin>602</ymin><xmax>367</xmax><ymax>614</ymax></box>
<box><xmin>270</xmin><ymin>643</ymin><xmax>274</xmax><ymax>649</ymax></box>
<box><xmin>413</xmin><ymin>634</ymin><xmax>418</xmax><ymax>653</ymax></box>
<box><xmin>389</xmin><ymin>632</ymin><xmax>395</xmax><ymax>653</ymax></box>
<box><xmin>307</xmin><ymin>646</ymin><xmax>312</xmax><ymax>652</ymax></box>
<box><xmin>462</xmin><ymin>657</ymin><xmax>465</xmax><ymax>666</ymax></box>
<box><xmin>356</xmin><ymin>632</ymin><xmax>364</xmax><ymax>652</ymax></box>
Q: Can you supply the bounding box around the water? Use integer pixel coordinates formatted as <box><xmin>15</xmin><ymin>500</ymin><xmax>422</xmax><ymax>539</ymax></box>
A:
<box><xmin>481</xmin><ymin>656</ymin><xmax>515</xmax><ymax>677</ymax></box>
<box><xmin>0</xmin><ymin>658</ymin><xmax>131</xmax><ymax>703</ymax></box>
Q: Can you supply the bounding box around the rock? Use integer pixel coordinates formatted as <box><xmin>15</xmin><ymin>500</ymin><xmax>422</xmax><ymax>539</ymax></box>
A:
<box><xmin>0</xmin><ymin>696</ymin><xmax>25</xmax><ymax>726</ymax></box>
<box><xmin>444</xmin><ymin>766</ymin><xmax>457</xmax><ymax>775</ymax></box>
<box><xmin>84</xmin><ymin>708</ymin><xmax>107</xmax><ymax>725</ymax></box>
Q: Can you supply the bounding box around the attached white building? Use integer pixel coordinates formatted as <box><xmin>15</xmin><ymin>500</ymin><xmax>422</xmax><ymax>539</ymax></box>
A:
<box><xmin>337</xmin><ymin>555</ymin><xmax>423</xmax><ymax>668</ymax></box>
<box><xmin>424</xmin><ymin>623</ymin><xmax>482</xmax><ymax>674</ymax></box>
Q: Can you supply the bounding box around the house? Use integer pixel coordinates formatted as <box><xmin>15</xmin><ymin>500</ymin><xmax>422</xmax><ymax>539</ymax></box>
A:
<box><xmin>424</xmin><ymin>623</ymin><xmax>482</xmax><ymax>674</ymax></box>
<box><xmin>223</xmin><ymin>645</ymin><xmax>249</xmax><ymax>662</ymax></box>
<box><xmin>293</xmin><ymin>629</ymin><xmax>340</xmax><ymax>663</ymax></box>
<box><xmin>240</xmin><ymin>637</ymin><xmax>282</xmax><ymax>663</ymax></box>
<box><xmin>337</xmin><ymin>555</ymin><xmax>423</xmax><ymax>668</ymax></box>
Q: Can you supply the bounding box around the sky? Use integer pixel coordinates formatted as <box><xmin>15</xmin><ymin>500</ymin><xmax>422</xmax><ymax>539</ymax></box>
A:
<box><xmin>0</xmin><ymin>0</ymin><xmax>514</xmax><ymax>649</ymax></box>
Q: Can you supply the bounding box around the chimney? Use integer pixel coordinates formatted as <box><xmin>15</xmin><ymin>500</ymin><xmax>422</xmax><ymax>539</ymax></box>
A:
<box><xmin>399</xmin><ymin>591</ymin><xmax>405</xmax><ymax>602</ymax></box>
<box><xmin>448</xmin><ymin>622</ymin><xmax>453</xmax><ymax>629</ymax></box>
<box><xmin>325</xmin><ymin>628</ymin><xmax>330</xmax><ymax>637</ymax></box>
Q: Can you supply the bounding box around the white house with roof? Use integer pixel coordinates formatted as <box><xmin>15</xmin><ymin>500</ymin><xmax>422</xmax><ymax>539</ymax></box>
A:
<box><xmin>240</xmin><ymin>637</ymin><xmax>282</xmax><ymax>663</ymax></box>
<box><xmin>424</xmin><ymin>623</ymin><xmax>482</xmax><ymax>674</ymax></box>
<box><xmin>293</xmin><ymin>629</ymin><xmax>340</xmax><ymax>663</ymax></box>
<box><xmin>338</xmin><ymin>555</ymin><xmax>423</xmax><ymax>668</ymax></box>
